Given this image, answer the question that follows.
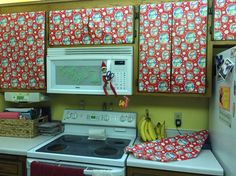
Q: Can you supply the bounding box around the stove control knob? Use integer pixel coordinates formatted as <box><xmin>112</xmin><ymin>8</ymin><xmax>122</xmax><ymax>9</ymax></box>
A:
<box><xmin>104</xmin><ymin>115</ymin><xmax>109</xmax><ymax>121</ymax></box>
<box><xmin>127</xmin><ymin>116</ymin><xmax>133</xmax><ymax>122</ymax></box>
<box><xmin>71</xmin><ymin>113</ymin><xmax>77</xmax><ymax>119</ymax></box>
<box><xmin>65</xmin><ymin>113</ymin><xmax>71</xmax><ymax>119</ymax></box>
<box><xmin>87</xmin><ymin>115</ymin><xmax>90</xmax><ymax>119</ymax></box>
<box><xmin>101</xmin><ymin>115</ymin><xmax>107</xmax><ymax>121</ymax></box>
<box><xmin>120</xmin><ymin>115</ymin><xmax>126</xmax><ymax>122</ymax></box>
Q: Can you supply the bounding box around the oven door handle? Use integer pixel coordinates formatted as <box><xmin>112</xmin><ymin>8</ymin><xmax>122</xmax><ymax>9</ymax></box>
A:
<box><xmin>84</xmin><ymin>167</ymin><xmax>124</xmax><ymax>176</ymax></box>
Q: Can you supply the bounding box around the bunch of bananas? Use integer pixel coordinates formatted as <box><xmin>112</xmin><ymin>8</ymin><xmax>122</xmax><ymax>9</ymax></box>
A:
<box><xmin>138</xmin><ymin>109</ymin><xmax>166</xmax><ymax>142</ymax></box>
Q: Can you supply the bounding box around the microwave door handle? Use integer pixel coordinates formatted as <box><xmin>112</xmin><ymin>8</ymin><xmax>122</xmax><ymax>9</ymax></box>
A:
<box><xmin>83</xmin><ymin>167</ymin><xmax>124</xmax><ymax>176</ymax></box>
<box><xmin>106</xmin><ymin>60</ymin><xmax>111</xmax><ymax>71</ymax></box>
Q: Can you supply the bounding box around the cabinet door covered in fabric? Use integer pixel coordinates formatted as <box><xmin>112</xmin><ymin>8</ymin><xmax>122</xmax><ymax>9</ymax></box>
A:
<box><xmin>171</xmin><ymin>0</ymin><xmax>207</xmax><ymax>93</ymax></box>
<box><xmin>138</xmin><ymin>3</ymin><xmax>173</xmax><ymax>92</ymax></box>
<box><xmin>213</xmin><ymin>0</ymin><xmax>236</xmax><ymax>40</ymax></box>
<box><xmin>138</xmin><ymin>0</ymin><xmax>207</xmax><ymax>94</ymax></box>
<box><xmin>49</xmin><ymin>6</ymin><xmax>134</xmax><ymax>45</ymax></box>
<box><xmin>0</xmin><ymin>11</ymin><xmax>46</xmax><ymax>89</ymax></box>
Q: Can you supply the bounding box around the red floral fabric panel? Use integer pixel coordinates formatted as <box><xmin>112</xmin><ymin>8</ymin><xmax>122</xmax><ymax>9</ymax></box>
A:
<box><xmin>214</xmin><ymin>0</ymin><xmax>236</xmax><ymax>40</ymax></box>
<box><xmin>138</xmin><ymin>3</ymin><xmax>173</xmax><ymax>92</ymax></box>
<box><xmin>49</xmin><ymin>6</ymin><xmax>134</xmax><ymax>45</ymax></box>
<box><xmin>0</xmin><ymin>12</ymin><xmax>46</xmax><ymax>89</ymax></box>
<box><xmin>126</xmin><ymin>130</ymin><xmax>208</xmax><ymax>162</ymax></box>
<box><xmin>171</xmin><ymin>1</ymin><xmax>207</xmax><ymax>93</ymax></box>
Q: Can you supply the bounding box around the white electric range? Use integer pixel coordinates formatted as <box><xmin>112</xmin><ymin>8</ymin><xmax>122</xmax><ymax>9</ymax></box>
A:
<box><xmin>27</xmin><ymin>109</ymin><xmax>136</xmax><ymax>176</ymax></box>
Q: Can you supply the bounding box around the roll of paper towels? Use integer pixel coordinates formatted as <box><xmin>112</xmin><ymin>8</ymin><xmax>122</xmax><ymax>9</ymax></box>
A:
<box><xmin>88</xmin><ymin>128</ymin><xmax>106</xmax><ymax>140</ymax></box>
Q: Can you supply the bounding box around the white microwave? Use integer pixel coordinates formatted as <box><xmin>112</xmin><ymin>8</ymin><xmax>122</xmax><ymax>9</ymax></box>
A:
<box><xmin>46</xmin><ymin>46</ymin><xmax>133</xmax><ymax>95</ymax></box>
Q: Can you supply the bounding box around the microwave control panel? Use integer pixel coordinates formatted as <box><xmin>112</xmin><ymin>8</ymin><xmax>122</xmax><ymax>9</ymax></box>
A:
<box><xmin>111</xmin><ymin>60</ymin><xmax>127</xmax><ymax>90</ymax></box>
<box><xmin>110</xmin><ymin>59</ymin><xmax>131</xmax><ymax>92</ymax></box>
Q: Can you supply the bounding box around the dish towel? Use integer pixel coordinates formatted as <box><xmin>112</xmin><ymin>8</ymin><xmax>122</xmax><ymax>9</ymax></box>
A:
<box><xmin>30</xmin><ymin>161</ymin><xmax>84</xmax><ymax>176</ymax></box>
<box><xmin>92</xmin><ymin>170</ymin><xmax>114</xmax><ymax>176</ymax></box>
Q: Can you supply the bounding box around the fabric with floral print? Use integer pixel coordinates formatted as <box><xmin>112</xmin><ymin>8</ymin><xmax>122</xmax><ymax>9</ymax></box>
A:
<box><xmin>125</xmin><ymin>130</ymin><xmax>208</xmax><ymax>162</ymax></box>
<box><xmin>0</xmin><ymin>11</ymin><xmax>46</xmax><ymax>89</ymax></box>
<box><xmin>49</xmin><ymin>6</ymin><xmax>134</xmax><ymax>45</ymax></box>
<box><xmin>214</xmin><ymin>0</ymin><xmax>236</xmax><ymax>40</ymax></box>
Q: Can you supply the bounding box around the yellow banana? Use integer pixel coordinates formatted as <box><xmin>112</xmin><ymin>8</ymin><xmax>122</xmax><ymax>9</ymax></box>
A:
<box><xmin>144</xmin><ymin>120</ymin><xmax>152</xmax><ymax>141</ymax></box>
<box><xmin>155</xmin><ymin>122</ymin><xmax>162</xmax><ymax>140</ymax></box>
<box><xmin>160</xmin><ymin>121</ymin><xmax>166</xmax><ymax>139</ymax></box>
<box><xmin>139</xmin><ymin>118</ymin><xmax>147</xmax><ymax>142</ymax></box>
<box><xmin>147</xmin><ymin>119</ymin><xmax>157</xmax><ymax>141</ymax></box>
<box><xmin>138</xmin><ymin>117</ymin><xmax>145</xmax><ymax>131</ymax></box>
<box><xmin>138</xmin><ymin>117</ymin><xmax>146</xmax><ymax>138</ymax></box>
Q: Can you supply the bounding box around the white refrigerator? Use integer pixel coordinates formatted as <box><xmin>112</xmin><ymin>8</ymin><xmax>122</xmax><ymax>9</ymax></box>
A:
<box><xmin>209</xmin><ymin>46</ymin><xmax>236</xmax><ymax>176</ymax></box>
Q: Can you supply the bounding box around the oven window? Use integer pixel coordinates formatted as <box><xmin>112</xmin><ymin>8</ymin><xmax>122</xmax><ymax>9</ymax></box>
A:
<box><xmin>56</xmin><ymin>66</ymin><xmax>101</xmax><ymax>86</ymax></box>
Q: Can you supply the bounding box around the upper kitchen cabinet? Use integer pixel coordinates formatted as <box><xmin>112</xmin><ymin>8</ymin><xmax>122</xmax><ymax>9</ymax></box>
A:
<box><xmin>49</xmin><ymin>6</ymin><xmax>134</xmax><ymax>46</ymax></box>
<box><xmin>138</xmin><ymin>0</ymin><xmax>208</xmax><ymax>94</ymax></box>
<box><xmin>171</xmin><ymin>1</ymin><xmax>207</xmax><ymax>93</ymax></box>
<box><xmin>213</xmin><ymin>0</ymin><xmax>236</xmax><ymax>41</ymax></box>
<box><xmin>0</xmin><ymin>11</ymin><xmax>46</xmax><ymax>90</ymax></box>
<box><xmin>138</xmin><ymin>3</ymin><xmax>173</xmax><ymax>93</ymax></box>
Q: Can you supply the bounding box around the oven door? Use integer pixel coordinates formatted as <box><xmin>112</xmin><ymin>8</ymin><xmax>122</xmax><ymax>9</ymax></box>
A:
<box><xmin>27</xmin><ymin>158</ymin><xmax>125</xmax><ymax>176</ymax></box>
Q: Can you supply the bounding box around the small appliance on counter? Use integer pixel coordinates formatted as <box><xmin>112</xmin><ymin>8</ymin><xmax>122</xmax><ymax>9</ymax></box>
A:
<box><xmin>4</xmin><ymin>92</ymin><xmax>48</xmax><ymax>103</ymax></box>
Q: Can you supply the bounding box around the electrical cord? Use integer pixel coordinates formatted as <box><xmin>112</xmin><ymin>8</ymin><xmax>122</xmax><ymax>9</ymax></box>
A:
<box><xmin>176</xmin><ymin>127</ymin><xmax>182</xmax><ymax>135</ymax></box>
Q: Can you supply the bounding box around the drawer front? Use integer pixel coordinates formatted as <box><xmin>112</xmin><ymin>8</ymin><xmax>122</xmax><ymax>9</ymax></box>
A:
<box><xmin>127</xmin><ymin>167</ymin><xmax>209</xmax><ymax>176</ymax></box>
<box><xmin>0</xmin><ymin>155</ymin><xmax>26</xmax><ymax>176</ymax></box>
<box><xmin>0</xmin><ymin>161</ymin><xmax>18</xmax><ymax>175</ymax></box>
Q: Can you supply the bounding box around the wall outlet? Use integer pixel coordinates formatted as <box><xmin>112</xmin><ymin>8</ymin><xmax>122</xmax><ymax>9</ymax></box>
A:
<box><xmin>174</xmin><ymin>112</ymin><xmax>182</xmax><ymax>127</ymax></box>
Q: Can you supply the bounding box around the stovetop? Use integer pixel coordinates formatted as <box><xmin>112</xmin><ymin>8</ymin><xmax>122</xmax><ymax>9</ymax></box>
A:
<box><xmin>36</xmin><ymin>134</ymin><xmax>131</xmax><ymax>159</ymax></box>
<box><xmin>28</xmin><ymin>110</ymin><xmax>136</xmax><ymax>167</ymax></box>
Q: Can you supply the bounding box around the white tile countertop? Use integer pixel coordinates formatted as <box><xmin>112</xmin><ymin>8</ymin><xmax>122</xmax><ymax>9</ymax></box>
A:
<box><xmin>127</xmin><ymin>139</ymin><xmax>224</xmax><ymax>176</ymax></box>
<box><xmin>0</xmin><ymin>135</ymin><xmax>53</xmax><ymax>156</ymax></box>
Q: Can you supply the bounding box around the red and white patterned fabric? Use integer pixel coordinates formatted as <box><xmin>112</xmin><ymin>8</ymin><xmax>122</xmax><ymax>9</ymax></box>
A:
<box><xmin>0</xmin><ymin>11</ymin><xmax>46</xmax><ymax>89</ymax></box>
<box><xmin>49</xmin><ymin>6</ymin><xmax>134</xmax><ymax>45</ymax></box>
<box><xmin>138</xmin><ymin>3</ymin><xmax>173</xmax><ymax>92</ymax></box>
<box><xmin>214</xmin><ymin>0</ymin><xmax>236</xmax><ymax>40</ymax></box>
<box><xmin>171</xmin><ymin>0</ymin><xmax>207</xmax><ymax>93</ymax></box>
<box><xmin>138</xmin><ymin>1</ymin><xmax>207</xmax><ymax>94</ymax></box>
<box><xmin>126</xmin><ymin>130</ymin><xmax>208</xmax><ymax>162</ymax></box>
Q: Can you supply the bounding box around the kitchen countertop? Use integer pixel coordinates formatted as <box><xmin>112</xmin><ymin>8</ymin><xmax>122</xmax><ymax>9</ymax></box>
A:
<box><xmin>127</xmin><ymin>146</ymin><xmax>224</xmax><ymax>176</ymax></box>
<box><xmin>0</xmin><ymin>135</ymin><xmax>53</xmax><ymax>156</ymax></box>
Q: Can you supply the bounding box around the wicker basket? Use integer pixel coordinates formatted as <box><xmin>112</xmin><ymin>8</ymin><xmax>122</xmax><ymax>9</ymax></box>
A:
<box><xmin>0</xmin><ymin>116</ymin><xmax>48</xmax><ymax>138</ymax></box>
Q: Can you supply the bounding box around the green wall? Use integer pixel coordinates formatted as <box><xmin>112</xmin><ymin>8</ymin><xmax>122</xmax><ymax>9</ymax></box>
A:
<box><xmin>2</xmin><ymin>93</ymin><xmax>208</xmax><ymax>130</ymax></box>
<box><xmin>49</xmin><ymin>94</ymin><xmax>209</xmax><ymax>130</ymax></box>
<box><xmin>0</xmin><ymin>94</ymin><xmax>4</xmax><ymax>112</ymax></box>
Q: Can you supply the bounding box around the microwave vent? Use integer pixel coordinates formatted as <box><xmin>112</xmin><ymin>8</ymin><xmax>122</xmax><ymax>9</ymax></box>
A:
<box><xmin>48</xmin><ymin>46</ymin><xmax>133</xmax><ymax>56</ymax></box>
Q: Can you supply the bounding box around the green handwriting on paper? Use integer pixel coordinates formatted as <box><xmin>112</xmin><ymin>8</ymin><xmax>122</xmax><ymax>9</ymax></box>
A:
<box><xmin>56</xmin><ymin>66</ymin><xmax>101</xmax><ymax>85</ymax></box>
